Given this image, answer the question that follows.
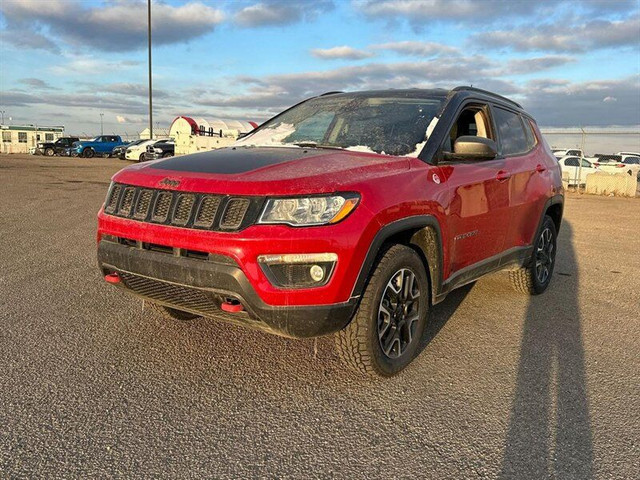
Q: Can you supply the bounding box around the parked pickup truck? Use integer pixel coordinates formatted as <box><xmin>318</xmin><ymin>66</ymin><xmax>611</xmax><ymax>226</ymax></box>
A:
<box><xmin>37</xmin><ymin>137</ymin><xmax>79</xmax><ymax>156</ymax></box>
<box><xmin>74</xmin><ymin>135</ymin><xmax>126</xmax><ymax>158</ymax></box>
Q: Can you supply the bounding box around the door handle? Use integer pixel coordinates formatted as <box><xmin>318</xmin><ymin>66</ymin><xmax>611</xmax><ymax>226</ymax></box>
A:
<box><xmin>536</xmin><ymin>164</ymin><xmax>547</xmax><ymax>173</ymax></box>
<box><xmin>496</xmin><ymin>170</ymin><xmax>511</xmax><ymax>181</ymax></box>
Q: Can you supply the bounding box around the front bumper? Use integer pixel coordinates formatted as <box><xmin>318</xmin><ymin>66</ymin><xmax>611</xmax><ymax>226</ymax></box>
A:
<box><xmin>98</xmin><ymin>239</ymin><xmax>357</xmax><ymax>338</ymax></box>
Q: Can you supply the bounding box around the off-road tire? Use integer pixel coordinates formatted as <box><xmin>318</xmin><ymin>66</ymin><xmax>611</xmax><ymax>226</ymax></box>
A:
<box><xmin>45</xmin><ymin>147</ymin><xmax>55</xmax><ymax>156</ymax></box>
<box><xmin>83</xmin><ymin>148</ymin><xmax>94</xmax><ymax>158</ymax></box>
<box><xmin>335</xmin><ymin>244</ymin><xmax>429</xmax><ymax>377</ymax></box>
<box><xmin>147</xmin><ymin>302</ymin><xmax>201</xmax><ymax>321</ymax></box>
<box><xmin>509</xmin><ymin>215</ymin><xmax>557</xmax><ymax>295</ymax></box>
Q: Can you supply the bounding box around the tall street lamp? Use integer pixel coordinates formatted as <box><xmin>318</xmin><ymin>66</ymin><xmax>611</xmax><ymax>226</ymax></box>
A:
<box><xmin>148</xmin><ymin>0</ymin><xmax>153</xmax><ymax>140</ymax></box>
<box><xmin>100</xmin><ymin>113</ymin><xmax>104</xmax><ymax>135</ymax></box>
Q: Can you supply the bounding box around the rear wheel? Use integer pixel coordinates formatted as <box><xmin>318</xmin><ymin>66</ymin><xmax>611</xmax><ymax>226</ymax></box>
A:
<box><xmin>335</xmin><ymin>244</ymin><xmax>429</xmax><ymax>377</ymax></box>
<box><xmin>45</xmin><ymin>147</ymin><xmax>55</xmax><ymax>156</ymax></box>
<box><xmin>509</xmin><ymin>215</ymin><xmax>557</xmax><ymax>294</ymax></box>
<box><xmin>83</xmin><ymin>148</ymin><xmax>94</xmax><ymax>158</ymax></box>
<box><xmin>147</xmin><ymin>302</ymin><xmax>201</xmax><ymax>321</ymax></box>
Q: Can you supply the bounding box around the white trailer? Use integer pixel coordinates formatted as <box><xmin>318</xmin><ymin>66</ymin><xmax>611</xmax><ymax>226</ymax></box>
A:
<box><xmin>169</xmin><ymin>116</ymin><xmax>257</xmax><ymax>156</ymax></box>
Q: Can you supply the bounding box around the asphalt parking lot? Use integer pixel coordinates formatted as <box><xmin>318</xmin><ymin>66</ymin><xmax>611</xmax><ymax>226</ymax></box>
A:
<box><xmin>1</xmin><ymin>154</ymin><xmax>638</xmax><ymax>479</ymax></box>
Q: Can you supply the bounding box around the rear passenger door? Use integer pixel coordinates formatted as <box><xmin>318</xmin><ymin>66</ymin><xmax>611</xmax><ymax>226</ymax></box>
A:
<box><xmin>493</xmin><ymin>106</ymin><xmax>548</xmax><ymax>252</ymax></box>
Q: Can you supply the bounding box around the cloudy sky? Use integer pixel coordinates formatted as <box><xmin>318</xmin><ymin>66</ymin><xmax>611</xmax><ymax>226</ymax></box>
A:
<box><xmin>0</xmin><ymin>0</ymin><xmax>639</xmax><ymax>136</ymax></box>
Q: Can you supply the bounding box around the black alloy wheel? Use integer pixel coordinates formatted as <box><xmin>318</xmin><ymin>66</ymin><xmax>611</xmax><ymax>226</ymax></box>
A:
<box><xmin>377</xmin><ymin>268</ymin><xmax>421</xmax><ymax>359</ymax></box>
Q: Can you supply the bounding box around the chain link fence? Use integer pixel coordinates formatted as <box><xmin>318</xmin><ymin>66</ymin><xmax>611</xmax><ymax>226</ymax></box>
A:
<box><xmin>543</xmin><ymin>128</ymin><xmax>640</xmax><ymax>197</ymax></box>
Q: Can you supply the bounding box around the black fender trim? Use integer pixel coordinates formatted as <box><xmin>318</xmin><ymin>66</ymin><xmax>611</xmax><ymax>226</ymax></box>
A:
<box><xmin>528</xmin><ymin>194</ymin><xmax>564</xmax><ymax>265</ymax></box>
<box><xmin>351</xmin><ymin>215</ymin><xmax>444</xmax><ymax>304</ymax></box>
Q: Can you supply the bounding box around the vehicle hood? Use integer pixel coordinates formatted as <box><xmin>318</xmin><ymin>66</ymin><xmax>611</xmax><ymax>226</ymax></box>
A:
<box><xmin>113</xmin><ymin>146</ymin><xmax>412</xmax><ymax>195</ymax></box>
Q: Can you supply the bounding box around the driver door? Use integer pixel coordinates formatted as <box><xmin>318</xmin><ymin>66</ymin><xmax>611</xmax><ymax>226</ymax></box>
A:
<box><xmin>440</xmin><ymin>103</ymin><xmax>511</xmax><ymax>274</ymax></box>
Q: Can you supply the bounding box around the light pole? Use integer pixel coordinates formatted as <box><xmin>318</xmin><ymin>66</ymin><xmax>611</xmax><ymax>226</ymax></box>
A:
<box><xmin>100</xmin><ymin>113</ymin><xmax>104</xmax><ymax>135</ymax></box>
<box><xmin>148</xmin><ymin>0</ymin><xmax>153</xmax><ymax>140</ymax></box>
<box><xmin>1</xmin><ymin>111</ymin><xmax>5</xmax><ymax>124</ymax></box>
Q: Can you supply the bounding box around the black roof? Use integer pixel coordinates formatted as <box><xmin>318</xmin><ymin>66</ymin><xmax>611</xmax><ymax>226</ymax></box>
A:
<box><xmin>319</xmin><ymin>86</ymin><xmax>523</xmax><ymax>111</ymax></box>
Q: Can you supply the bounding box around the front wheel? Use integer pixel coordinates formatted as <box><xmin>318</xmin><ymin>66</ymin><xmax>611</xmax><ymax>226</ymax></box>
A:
<box><xmin>45</xmin><ymin>147</ymin><xmax>55</xmax><ymax>156</ymax></box>
<box><xmin>335</xmin><ymin>244</ymin><xmax>429</xmax><ymax>377</ymax></box>
<box><xmin>83</xmin><ymin>148</ymin><xmax>94</xmax><ymax>158</ymax></box>
<box><xmin>138</xmin><ymin>153</ymin><xmax>145</xmax><ymax>162</ymax></box>
<box><xmin>509</xmin><ymin>215</ymin><xmax>557</xmax><ymax>295</ymax></box>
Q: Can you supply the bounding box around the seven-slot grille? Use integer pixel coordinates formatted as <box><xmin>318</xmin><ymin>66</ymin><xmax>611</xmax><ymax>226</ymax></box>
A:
<box><xmin>104</xmin><ymin>183</ymin><xmax>262</xmax><ymax>231</ymax></box>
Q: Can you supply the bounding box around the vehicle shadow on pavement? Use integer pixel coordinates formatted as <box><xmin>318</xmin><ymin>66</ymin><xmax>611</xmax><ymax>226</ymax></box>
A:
<box><xmin>500</xmin><ymin>221</ymin><xmax>593</xmax><ymax>479</ymax></box>
<box><xmin>420</xmin><ymin>282</ymin><xmax>474</xmax><ymax>351</ymax></box>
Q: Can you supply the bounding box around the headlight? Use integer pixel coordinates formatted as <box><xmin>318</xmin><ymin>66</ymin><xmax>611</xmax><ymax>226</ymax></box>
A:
<box><xmin>258</xmin><ymin>194</ymin><xmax>359</xmax><ymax>226</ymax></box>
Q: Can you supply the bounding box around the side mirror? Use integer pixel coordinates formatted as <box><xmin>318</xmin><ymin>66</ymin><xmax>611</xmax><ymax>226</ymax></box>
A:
<box><xmin>444</xmin><ymin>136</ymin><xmax>498</xmax><ymax>161</ymax></box>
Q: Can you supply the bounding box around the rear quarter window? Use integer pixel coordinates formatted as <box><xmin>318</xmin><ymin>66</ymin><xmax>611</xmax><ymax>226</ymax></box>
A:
<box><xmin>493</xmin><ymin>107</ymin><xmax>529</xmax><ymax>156</ymax></box>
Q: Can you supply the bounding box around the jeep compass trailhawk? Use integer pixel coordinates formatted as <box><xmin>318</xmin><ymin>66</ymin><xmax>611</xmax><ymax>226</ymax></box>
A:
<box><xmin>97</xmin><ymin>87</ymin><xmax>563</xmax><ymax>376</ymax></box>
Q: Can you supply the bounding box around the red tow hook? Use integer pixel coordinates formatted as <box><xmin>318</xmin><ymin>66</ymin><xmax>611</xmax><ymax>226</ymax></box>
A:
<box><xmin>221</xmin><ymin>300</ymin><xmax>244</xmax><ymax>313</ymax></box>
<box><xmin>104</xmin><ymin>272</ymin><xmax>121</xmax><ymax>284</ymax></box>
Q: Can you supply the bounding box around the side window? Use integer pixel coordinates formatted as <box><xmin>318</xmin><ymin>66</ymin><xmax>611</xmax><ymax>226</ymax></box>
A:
<box><xmin>565</xmin><ymin>157</ymin><xmax>580</xmax><ymax>167</ymax></box>
<box><xmin>442</xmin><ymin>104</ymin><xmax>492</xmax><ymax>154</ymax></box>
<box><xmin>581</xmin><ymin>159</ymin><xmax>592</xmax><ymax>168</ymax></box>
<box><xmin>521</xmin><ymin>117</ymin><xmax>537</xmax><ymax>150</ymax></box>
<box><xmin>624</xmin><ymin>157</ymin><xmax>639</xmax><ymax>164</ymax></box>
<box><xmin>493</xmin><ymin>107</ymin><xmax>529</xmax><ymax>156</ymax></box>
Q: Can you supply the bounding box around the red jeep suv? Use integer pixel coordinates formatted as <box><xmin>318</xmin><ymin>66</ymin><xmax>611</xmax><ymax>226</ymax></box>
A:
<box><xmin>97</xmin><ymin>87</ymin><xmax>563</xmax><ymax>376</ymax></box>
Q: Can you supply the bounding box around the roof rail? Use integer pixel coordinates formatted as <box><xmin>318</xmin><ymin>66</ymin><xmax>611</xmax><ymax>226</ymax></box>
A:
<box><xmin>319</xmin><ymin>91</ymin><xmax>344</xmax><ymax>96</ymax></box>
<box><xmin>452</xmin><ymin>86</ymin><xmax>522</xmax><ymax>109</ymax></box>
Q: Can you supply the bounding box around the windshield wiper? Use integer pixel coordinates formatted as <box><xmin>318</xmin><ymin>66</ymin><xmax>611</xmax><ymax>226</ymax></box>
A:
<box><xmin>291</xmin><ymin>142</ymin><xmax>344</xmax><ymax>150</ymax></box>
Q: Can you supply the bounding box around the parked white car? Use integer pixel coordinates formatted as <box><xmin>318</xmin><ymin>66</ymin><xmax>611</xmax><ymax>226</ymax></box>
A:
<box><xmin>591</xmin><ymin>154</ymin><xmax>640</xmax><ymax>179</ymax></box>
<box><xmin>558</xmin><ymin>156</ymin><xmax>598</xmax><ymax>186</ymax></box>
<box><xmin>616</xmin><ymin>151</ymin><xmax>640</xmax><ymax>157</ymax></box>
<box><xmin>125</xmin><ymin>139</ymin><xmax>162</xmax><ymax>162</ymax></box>
<box><xmin>553</xmin><ymin>148</ymin><xmax>583</xmax><ymax>159</ymax></box>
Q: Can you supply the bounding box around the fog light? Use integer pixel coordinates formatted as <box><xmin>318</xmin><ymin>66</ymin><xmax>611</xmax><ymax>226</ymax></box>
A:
<box><xmin>310</xmin><ymin>264</ymin><xmax>324</xmax><ymax>282</ymax></box>
<box><xmin>258</xmin><ymin>253</ymin><xmax>337</xmax><ymax>289</ymax></box>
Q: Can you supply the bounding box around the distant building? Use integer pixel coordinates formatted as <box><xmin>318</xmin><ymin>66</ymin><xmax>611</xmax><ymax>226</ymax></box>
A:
<box><xmin>138</xmin><ymin>127</ymin><xmax>171</xmax><ymax>140</ymax></box>
<box><xmin>1</xmin><ymin>124</ymin><xmax>65</xmax><ymax>154</ymax></box>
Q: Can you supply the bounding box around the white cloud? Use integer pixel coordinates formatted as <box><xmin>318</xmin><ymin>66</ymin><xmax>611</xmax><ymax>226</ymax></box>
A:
<box><xmin>311</xmin><ymin>46</ymin><xmax>374</xmax><ymax>60</ymax></box>
<box><xmin>372</xmin><ymin>41</ymin><xmax>459</xmax><ymax>57</ymax></box>
<box><xmin>235</xmin><ymin>0</ymin><xmax>334</xmax><ymax>27</ymax></box>
<box><xmin>0</xmin><ymin>0</ymin><xmax>224</xmax><ymax>52</ymax></box>
<box><xmin>603</xmin><ymin>96</ymin><xmax>617</xmax><ymax>102</ymax></box>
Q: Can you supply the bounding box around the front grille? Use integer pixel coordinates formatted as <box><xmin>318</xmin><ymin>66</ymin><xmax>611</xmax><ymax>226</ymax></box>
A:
<box><xmin>104</xmin><ymin>183</ymin><xmax>263</xmax><ymax>232</ymax></box>
<box><xmin>119</xmin><ymin>187</ymin><xmax>136</xmax><ymax>216</ymax></box>
<box><xmin>120</xmin><ymin>272</ymin><xmax>221</xmax><ymax>316</ymax></box>
<box><xmin>172</xmin><ymin>194</ymin><xmax>195</xmax><ymax>226</ymax></box>
<box><xmin>221</xmin><ymin>198</ymin><xmax>250</xmax><ymax>230</ymax></box>
<box><xmin>118</xmin><ymin>272</ymin><xmax>257</xmax><ymax>327</ymax></box>
<box><xmin>193</xmin><ymin>196</ymin><xmax>221</xmax><ymax>228</ymax></box>
<box><xmin>105</xmin><ymin>184</ymin><xmax>122</xmax><ymax>214</ymax></box>
<box><xmin>151</xmin><ymin>192</ymin><xmax>172</xmax><ymax>223</ymax></box>
<box><xmin>133</xmin><ymin>190</ymin><xmax>153</xmax><ymax>219</ymax></box>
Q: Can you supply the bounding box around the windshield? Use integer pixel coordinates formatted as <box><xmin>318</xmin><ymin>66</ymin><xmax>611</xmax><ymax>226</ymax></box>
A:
<box><xmin>234</xmin><ymin>94</ymin><xmax>444</xmax><ymax>156</ymax></box>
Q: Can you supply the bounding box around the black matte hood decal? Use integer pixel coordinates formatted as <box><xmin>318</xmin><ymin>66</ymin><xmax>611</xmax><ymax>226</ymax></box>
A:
<box><xmin>152</xmin><ymin>146</ymin><xmax>328</xmax><ymax>175</ymax></box>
